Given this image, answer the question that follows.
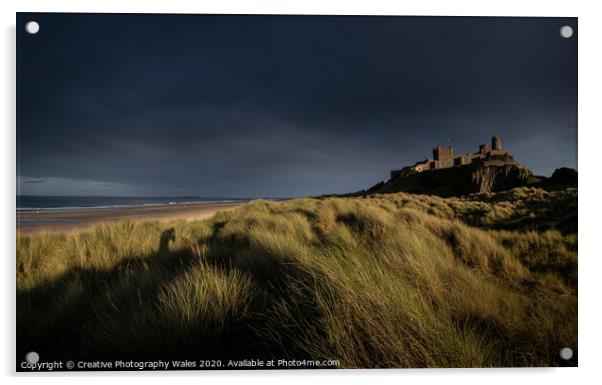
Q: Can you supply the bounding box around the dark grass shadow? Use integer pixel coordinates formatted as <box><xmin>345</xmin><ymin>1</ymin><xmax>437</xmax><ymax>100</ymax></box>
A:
<box><xmin>17</xmin><ymin>227</ymin><xmax>332</xmax><ymax>366</ymax></box>
<box><xmin>201</xmin><ymin>226</ymin><xmax>332</xmax><ymax>360</ymax></box>
<box><xmin>17</xmin><ymin>230</ymin><xmax>198</xmax><ymax>362</ymax></box>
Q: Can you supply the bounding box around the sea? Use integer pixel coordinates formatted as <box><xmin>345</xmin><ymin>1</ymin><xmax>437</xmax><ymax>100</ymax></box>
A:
<box><xmin>16</xmin><ymin>195</ymin><xmax>252</xmax><ymax>212</ymax></box>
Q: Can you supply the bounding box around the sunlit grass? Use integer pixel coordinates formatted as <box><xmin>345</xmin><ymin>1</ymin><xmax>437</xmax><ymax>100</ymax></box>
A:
<box><xmin>17</xmin><ymin>187</ymin><xmax>577</xmax><ymax>367</ymax></box>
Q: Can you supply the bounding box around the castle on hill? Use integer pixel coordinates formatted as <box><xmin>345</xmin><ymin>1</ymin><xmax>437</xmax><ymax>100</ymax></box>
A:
<box><xmin>390</xmin><ymin>136</ymin><xmax>517</xmax><ymax>180</ymax></box>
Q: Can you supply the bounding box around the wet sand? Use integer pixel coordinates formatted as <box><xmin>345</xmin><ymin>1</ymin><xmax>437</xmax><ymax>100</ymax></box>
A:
<box><xmin>17</xmin><ymin>201</ymin><xmax>245</xmax><ymax>235</ymax></box>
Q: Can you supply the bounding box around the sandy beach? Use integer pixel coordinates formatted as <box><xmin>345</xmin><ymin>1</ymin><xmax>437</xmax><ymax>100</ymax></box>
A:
<box><xmin>17</xmin><ymin>201</ymin><xmax>245</xmax><ymax>235</ymax></box>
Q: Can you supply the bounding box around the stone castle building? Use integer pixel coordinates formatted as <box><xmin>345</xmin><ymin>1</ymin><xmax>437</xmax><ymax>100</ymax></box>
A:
<box><xmin>390</xmin><ymin>136</ymin><xmax>516</xmax><ymax>179</ymax></box>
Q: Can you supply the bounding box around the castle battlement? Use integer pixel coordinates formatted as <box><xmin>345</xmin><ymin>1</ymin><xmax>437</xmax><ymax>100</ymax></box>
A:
<box><xmin>390</xmin><ymin>136</ymin><xmax>515</xmax><ymax>180</ymax></box>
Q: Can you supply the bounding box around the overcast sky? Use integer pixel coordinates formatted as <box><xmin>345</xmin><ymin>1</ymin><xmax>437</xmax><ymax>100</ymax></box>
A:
<box><xmin>17</xmin><ymin>14</ymin><xmax>577</xmax><ymax>197</ymax></box>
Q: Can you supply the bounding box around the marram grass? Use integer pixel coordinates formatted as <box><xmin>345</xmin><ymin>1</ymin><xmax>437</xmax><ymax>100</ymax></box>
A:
<box><xmin>17</xmin><ymin>187</ymin><xmax>577</xmax><ymax>367</ymax></box>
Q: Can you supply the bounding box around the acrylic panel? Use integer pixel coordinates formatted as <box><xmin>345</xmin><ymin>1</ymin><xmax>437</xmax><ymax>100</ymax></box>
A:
<box><xmin>16</xmin><ymin>13</ymin><xmax>578</xmax><ymax>371</ymax></box>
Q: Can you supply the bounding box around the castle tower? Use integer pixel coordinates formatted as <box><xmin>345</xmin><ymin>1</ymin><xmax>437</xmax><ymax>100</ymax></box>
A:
<box><xmin>492</xmin><ymin>136</ymin><xmax>502</xmax><ymax>151</ymax></box>
<box><xmin>432</xmin><ymin>145</ymin><xmax>454</xmax><ymax>168</ymax></box>
<box><xmin>479</xmin><ymin>143</ymin><xmax>489</xmax><ymax>154</ymax></box>
<box><xmin>432</xmin><ymin>145</ymin><xmax>454</xmax><ymax>161</ymax></box>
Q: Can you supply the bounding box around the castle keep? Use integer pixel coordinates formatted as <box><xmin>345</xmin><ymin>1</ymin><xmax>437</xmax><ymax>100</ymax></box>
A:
<box><xmin>390</xmin><ymin>136</ymin><xmax>516</xmax><ymax>179</ymax></box>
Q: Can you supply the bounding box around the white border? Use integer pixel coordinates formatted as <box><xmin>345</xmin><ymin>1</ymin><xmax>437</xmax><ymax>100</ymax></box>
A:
<box><xmin>2</xmin><ymin>1</ymin><xmax>601</xmax><ymax>384</ymax></box>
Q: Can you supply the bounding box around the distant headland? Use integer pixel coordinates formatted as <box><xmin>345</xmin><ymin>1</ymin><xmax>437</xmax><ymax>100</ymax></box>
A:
<box><xmin>360</xmin><ymin>136</ymin><xmax>576</xmax><ymax>197</ymax></box>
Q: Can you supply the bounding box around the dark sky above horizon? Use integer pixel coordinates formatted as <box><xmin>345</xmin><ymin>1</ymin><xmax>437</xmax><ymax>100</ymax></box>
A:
<box><xmin>17</xmin><ymin>13</ymin><xmax>577</xmax><ymax>197</ymax></box>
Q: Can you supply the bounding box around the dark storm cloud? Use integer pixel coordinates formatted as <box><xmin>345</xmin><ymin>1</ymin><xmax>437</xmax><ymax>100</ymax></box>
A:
<box><xmin>17</xmin><ymin>14</ymin><xmax>577</xmax><ymax>197</ymax></box>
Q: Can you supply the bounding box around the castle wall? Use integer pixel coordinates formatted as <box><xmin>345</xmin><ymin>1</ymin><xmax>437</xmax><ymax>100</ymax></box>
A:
<box><xmin>415</xmin><ymin>162</ymin><xmax>430</xmax><ymax>172</ymax></box>
<box><xmin>454</xmin><ymin>154</ymin><xmax>474</xmax><ymax>166</ymax></box>
<box><xmin>489</xmin><ymin>149</ymin><xmax>508</xmax><ymax>156</ymax></box>
<box><xmin>390</xmin><ymin>136</ymin><xmax>513</xmax><ymax>180</ymax></box>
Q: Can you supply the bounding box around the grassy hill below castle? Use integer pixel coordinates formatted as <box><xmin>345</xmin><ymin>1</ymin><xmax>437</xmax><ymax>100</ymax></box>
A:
<box><xmin>17</xmin><ymin>186</ymin><xmax>577</xmax><ymax>368</ymax></box>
